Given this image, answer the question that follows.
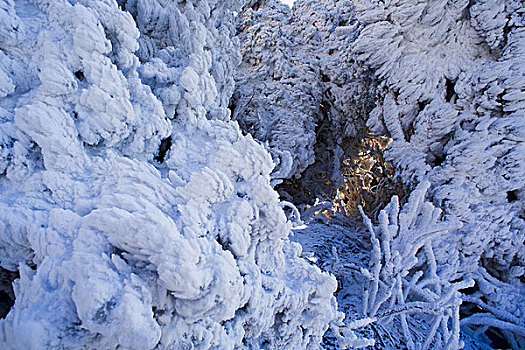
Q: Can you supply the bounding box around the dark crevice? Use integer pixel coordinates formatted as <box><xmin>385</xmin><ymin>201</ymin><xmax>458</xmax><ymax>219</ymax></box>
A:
<box><xmin>433</xmin><ymin>154</ymin><xmax>446</xmax><ymax>167</ymax></box>
<box><xmin>0</xmin><ymin>268</ymin><xmax>18</xmax><ymax>319</ymax></box>
<box><xmin>506</xmin><ymin>190</ymin><xmax>518</xmax><ymax>203</ymax></box>
<box><xmin>461</xmin><ymin>0</ymin><xmax>474</xmax><ymax>21</ymax></box>
<box><xmin>430</xmin><ymin>144</ymin><xmax>448</xmax><ymax>167</ymax></box>
<box><xmin>250</xmin><ymin>1</ymin><xmax>263</xmax><ymax>11</ymax></box>
<box><xmin>445</xmin><ymin>78</ymin><xmax>456</xmax><ymax>103</ymax></box>
<box><xmin>404</xmin><ymin>123</ymin><xmax>415</xmax><ymax>142</ymax></box>
<box><xmin>275</xmin><ymin>106</ymin><xmax>341</xmax><ymax>206</ymax></box>
<box><xmin>499</xmin><ymin>14</ymin><xmax>513</xmax><ymax>52</ymax></box>
<box><xmin>155</xmin><ymin>136</ymin><xmax>172</xmax><ymax>163</ymax></box>
<box><xmin>74</xmin><ymin>70</ymin><xmax>85</xmax><ymax>81</ymax></box>
<box><xmin>152</xmin><ymin>306</ymin><xmax>165</xmax><ymax>317</ymax></box>
<box><xmin>113</xmin><ymin>247</ymin><xmax>127</xmax><ymax>259</ymax></box>
<box><xmin>0</xmin><ymin>291</ymin><xmax>13</xmax><ymax>318</ymax></box>
<box><xmin>417</xmin><ymin>100</ymin><xmax>429</xmax><ymax>111</ymax></box>
<box><xmin>485</xmin><ymin>327</ymin><xmax>511</xmax><ymax>350</ymax></box>
<box><xmin>216</xmin><ymin>234</ymin><xmax>229</xmax><ymax>251</ymax></box>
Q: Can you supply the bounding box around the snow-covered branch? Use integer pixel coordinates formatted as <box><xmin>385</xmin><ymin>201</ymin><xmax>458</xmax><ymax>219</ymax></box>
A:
<box><xmin>359</xmin><ymin>182</ymin><xmax>472</xmax><ymax>349</ymax></box>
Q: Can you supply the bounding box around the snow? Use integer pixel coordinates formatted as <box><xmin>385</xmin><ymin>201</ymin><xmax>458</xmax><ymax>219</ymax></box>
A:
<box><xmin>0</xmin><ymin>0</ymin><xmax>342</xmax><ymax>349</ymax></box>
<box><xmin>279</xmin><ymin>0</ymin><xmax>295</xmax><ymax>8</ymax></box>
<box><xmin>0</xmin><ymin>0</ymin><xmax>523</xmax><ymax>349</ymax></box>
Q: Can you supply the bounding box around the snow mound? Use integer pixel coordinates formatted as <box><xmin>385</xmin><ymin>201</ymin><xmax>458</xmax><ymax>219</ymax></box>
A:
<box><xmin>0</xmin><ymin>0</ymin><xmax>341</xmax><ymax>348</ymax></box>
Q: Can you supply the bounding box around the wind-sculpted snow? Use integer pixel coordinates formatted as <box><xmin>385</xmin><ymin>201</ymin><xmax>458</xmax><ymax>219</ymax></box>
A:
<box><xmin>0</xmin><ymin>0</ymin><xmax>342</xmax><ymax>348</ymax></box>
<box><xmin>233</xmin><ymin>0</ymin><xmax>376</xmax><ymax>189</ymax></box>
<box><xmin>231</xmin><ymin>0</ymin><xmax>525</xmax><ymax>347</ymax></box>
<box><xmin>354</xmin><ymin>0</ymin><xmax>525</xmax><ymax>346</ymax></box>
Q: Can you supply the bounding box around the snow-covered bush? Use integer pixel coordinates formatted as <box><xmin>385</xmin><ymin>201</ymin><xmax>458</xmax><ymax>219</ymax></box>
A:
<box><xmin>232</xmin><ymin>0</ymin><xmax>524</xmax><ymax>347</ymax></box>
<box><xmin>354</xmin><ymin>0</ymin><xmax>525</xmax><ymax>346</ymax></box>
<box><xmin>359</xmin><ymin>182</ymin><xmax>473</xmax><ymax>349</ymax></box>
<box><xmin>0</xmin><ymin>0</ymin><xmax>343</xmax><ymax>348</ymax></box>
<box><xmin>233</xmin><ymin>0</ymin><xmax>377</xmax><ymax>193</ymax></box>
<box><xmin>292</xmin><ymin>182</ymin><xmax>473</xmax><ymax>349</ymax></box>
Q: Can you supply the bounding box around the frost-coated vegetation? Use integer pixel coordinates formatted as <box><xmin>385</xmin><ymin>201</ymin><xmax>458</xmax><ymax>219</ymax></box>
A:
<box><xmin>233</xmin><ymin>0</ymin><xmax>376</xmax><ymax>193</ymax></box>
<box><xmin>235</xmin><ymin>0</ymin><xmax>524</xmax><ymax>348</ymax></box>
<box><xmin>0</xmin><ymin>0</ymin><xmax>523</xmax><ymax>349</ymax></box>
<box><xmin>358</xmin><ymin>182</ymin><xmax>473</xmax><ymax>349</ymax></box>
<box><xmin>0</xmin><ymin>0</ymin><xmax>343</xmax><ymax>348</ymax></box>
<box><xmin>353</xmin><ymin>0</ymin><xmax>525</xmax><ymax>347</ymax></box>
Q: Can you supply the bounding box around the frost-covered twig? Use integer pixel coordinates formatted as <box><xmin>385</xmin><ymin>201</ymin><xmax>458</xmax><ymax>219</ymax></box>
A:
<box><xmin>359</xmin><ymin>182</ymin><xmax>472</xmax><ymax>349</ymax></box>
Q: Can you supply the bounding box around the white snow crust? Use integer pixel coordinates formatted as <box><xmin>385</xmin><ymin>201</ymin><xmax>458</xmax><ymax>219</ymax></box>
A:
<box><xmin>1</xmin><ymin>0</ymin><xmax>524</xmax><ymax>349</ymax></box>
<box><xmin>0</xmin><ymin>0</ymin><xmax>342</xmax><ymax>349</ymax></box>
<box><xmin>233</xmin><ymin>0</ymin><xmax>525</xmax><ymax>348</ymax></box>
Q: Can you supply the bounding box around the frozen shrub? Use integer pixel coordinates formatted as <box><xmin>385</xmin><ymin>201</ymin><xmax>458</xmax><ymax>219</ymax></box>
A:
<box><xmin>0</xmin><ymin>0</ymin><xmax>342</xmax><ymax>348</ymax></box>
<box><xmin>359</xmin><ymin>182</ymin><xmax>473</xmax><ymax>349</ymax></box>
<box><xmin>354</xmin><ymin>0</ymin><xmax>525</xmax><ymax>345</ymax></box>
<box><xmin>233</xmin><ymin>0</ymin><xmax>377</xmax><ymax>194</ymax></box>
